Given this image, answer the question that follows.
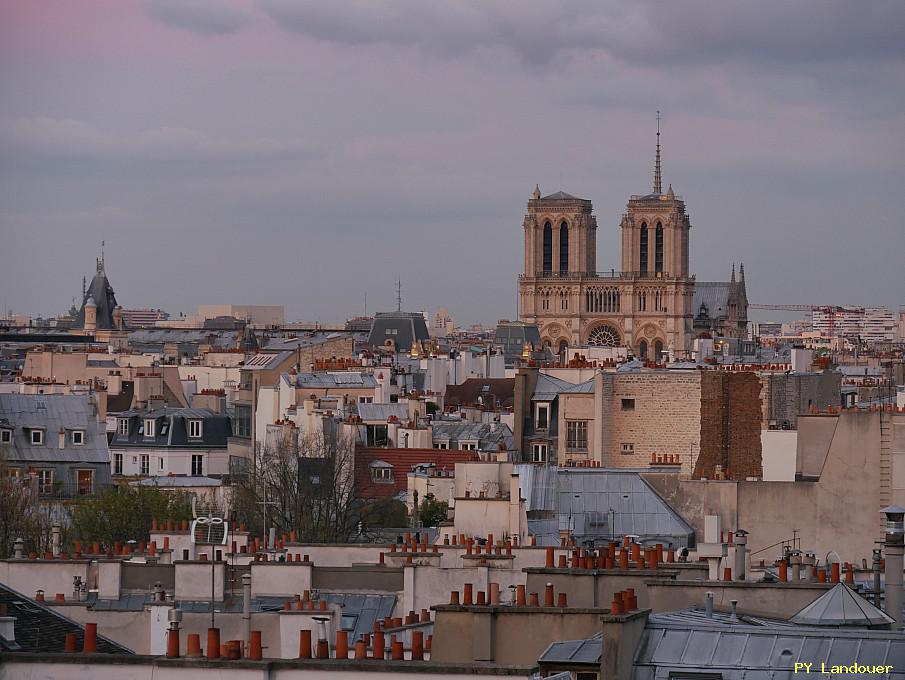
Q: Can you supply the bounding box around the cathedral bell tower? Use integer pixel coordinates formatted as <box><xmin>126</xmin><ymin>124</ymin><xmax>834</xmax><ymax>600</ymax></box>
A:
<box><xmin>620</xmin><ymin>114</ymin><xmax>691</xmax><ymax>279</ymax></box>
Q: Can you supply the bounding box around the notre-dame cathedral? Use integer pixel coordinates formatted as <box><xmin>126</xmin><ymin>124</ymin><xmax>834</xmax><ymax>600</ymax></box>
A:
<box><xmin>518</xmin><ymin>131</ymin><xmax>747</xmax><ymax>360</ymax></box>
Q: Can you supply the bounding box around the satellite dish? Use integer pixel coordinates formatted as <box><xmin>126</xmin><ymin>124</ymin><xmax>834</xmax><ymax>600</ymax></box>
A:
<box><xmin>190</xmin><ymin>497</ymin><xmax>228</xmax><ymax>546</ymax></box>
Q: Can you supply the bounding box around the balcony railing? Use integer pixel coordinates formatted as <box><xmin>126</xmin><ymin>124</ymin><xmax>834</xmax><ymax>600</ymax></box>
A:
<box><xmin>520</xmin><ymin>271</ymin><xmax>694</xmax><ymax>282</ymax></box>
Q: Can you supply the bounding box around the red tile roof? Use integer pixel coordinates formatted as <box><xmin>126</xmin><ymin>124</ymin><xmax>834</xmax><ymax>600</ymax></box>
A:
<box><xmin>355</xmin><ymin>446</ymin><xmax>477</xmax><ymax>498</ymax></box>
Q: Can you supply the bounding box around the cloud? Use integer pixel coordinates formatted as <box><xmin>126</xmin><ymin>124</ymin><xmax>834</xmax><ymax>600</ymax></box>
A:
<box><xmin>147</xmin><ymin>0</ymin><xmax>253</xmax><ymax>35</ymax></box>
<box><xmin>258</xmin><ymin>0</ymin><xmax>905</xmax><ymax>67</ymax></box>
<box><xmin>0</xmin><ymin>117</ymin><xmax>318</xmax><ymax>172</ymax></box>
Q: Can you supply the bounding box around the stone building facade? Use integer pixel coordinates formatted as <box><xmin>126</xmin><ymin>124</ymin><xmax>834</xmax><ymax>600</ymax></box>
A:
<box><xmin>518</xmin><ymin>137</ymin><xmax>747</xmax><ymax>359</ymax></box>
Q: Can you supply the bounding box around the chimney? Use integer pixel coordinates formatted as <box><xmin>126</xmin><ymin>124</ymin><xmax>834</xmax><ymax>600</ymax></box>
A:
<box><xmin>705</xmin><ymin>591</ymin><xmax>713</xmax><ymax>618</ymax></box>
<box><xmin>733</xmin><ymin>529</ymin><xmax>748</xmax><ymax>581</ymax></box>
<box><xmin>242</xmin><ymin>573</ymin><xmax>252</xmax><ymax>653</ymax></box>
<box><xmin>13</xmin><ymin>537</ymin><xmax>24</xmax><ymax>560</ymax></box>
<box><xmin>729</xmin><ymin>600</ymin><xmax>739</xmax><ymax>622</ymax></box>
<box><xmin>882</xmin><ymin>506</ymin><xmax>905</xmax><ymax>630</ymax></box>
<box><xmin>51</xmin><ymin>524</ymin><xmax>61</xmax><ymax>558</ymax></box>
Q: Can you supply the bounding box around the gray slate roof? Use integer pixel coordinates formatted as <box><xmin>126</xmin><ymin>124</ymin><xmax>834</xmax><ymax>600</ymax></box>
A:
<box><xmin>693</xmin><ymin>282</ymin><xmax>731</xmax><ymax>319</ymax></box>
<box><xmin>111</xmin><ymin>408</ymin><xmax>231</xmax><ymax>449</ymax></box>
<box><xmin>291</xmin><ymin>372</ymin><xmax>378</xmax><ymax>389</ymax></box>
<box><xmin>541</xmin><ymin>191</ymin><xmax>584</xmax><ymax>201</ymax></box>
<box><xmin>357</xmin><ymin>403</ymin><xmax>410</xmax><ymax>422</ymax></box>
<box><xmin>431</xmin><ymin>421</ymin><xmax>514</xmax><ymax>450</ymax></box>
<box><xmin>0</xmin><ymin>393</ymin><xmax>108</xmax><ymax>464</ymax></box>
<box><xmin>635</xmin><ymin>616</ymin><xmax>905</xmax><ymax>680</ymax></box>
<box><xmin>790</xmin><ymin>583</ymin><xmax>894</xmax><ymax>627</ymax></box>
<box><xmin>519</xmin><ymin>466</ymin><xmax>695</xmax><ymax>547</ymax></box>
<box><xmin>539</xmin><ymin>632</ymin><xmax>602</xmax><ymax>665</ymax></box>
<box><xmin>532</xmin><ymin>373</ymin><xmax>577</xmax><ymax>401</ymax></box>
<box><xmin>367</xmin><ymin>312</ymin><xmax>430</xmax><ymax>353</ymax></box>
<box><xmin>0</xmin><ymin>583</ymin><xmax>132</xmax><ymax>654</ymax></box>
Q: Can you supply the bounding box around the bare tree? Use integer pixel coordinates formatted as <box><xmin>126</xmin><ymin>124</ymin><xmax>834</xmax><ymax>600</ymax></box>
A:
<box><xmin>0</xmin><ymin>451</ymin><xmax>57</xmax><ymax>557</ymax></box>
<box><xmin>232</xmin><ymin>429</ymin><xmax>361</xmax><ymax>543</ymax></box>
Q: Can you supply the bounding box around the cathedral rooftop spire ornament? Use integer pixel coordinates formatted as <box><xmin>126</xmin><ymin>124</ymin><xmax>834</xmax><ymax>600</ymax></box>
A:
<box><xmin>654</xmin><ymin>111</ymin><xmax>662</xmax><ymax>194</ymax></box>
<box><xmin>532</xmin><ymin>184</ymin><xmax>541</xmax><ymax>200</ymax></box>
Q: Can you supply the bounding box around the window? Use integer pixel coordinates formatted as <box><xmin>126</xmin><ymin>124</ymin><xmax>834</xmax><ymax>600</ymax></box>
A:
<box><xmin>118</xmin><ymin>418</ymin><xmax>129</xmax><ymax>436</ymax></box>
<box><xmin>37</xmin><ymin>469</ymin><xmax>53</xmax><ymax>494</ymax></box>
<box><xmin>434</xmin><ymin>441</ymin><xmax>449</xmax><ymax>450</ymax></box>
<box><xmin>359</xmin><ymin>396</ymin><xmax>373</xmax><ymax>404</ymax></box>
<box><xmin>77</xmin><ymin>469</ymin><xmax>93</xmax><ymax>495</ymax></box>
<box><xmin>460</xmin><ymin>442</ymin><xmax>478</xmax><ymax>451</ymax></box>
<box><xmin>566</xmin><ymin>421</ymin><xmax>588</xmax><ymax>452</ymax></box>
<box><xmin>542</xmin><ymin>222</ymin><xmax>553</xmax><ymax>273</ymax></box>
<box><xmin>532</xmin><ymin>443</ymin><xmax>548</xmax><ymax>463</ymax></box>
<box><xmin>188</xmin><ymin>419</ymin><xmax>202</xmax><ymax>439</ymax></box>
<box><xmin>113</xmin><ymin>453</ymin><xmax>123</xmax><ymax>475</ymax></box>
<box><xmin>0</xmin><ymin>429</ymin><xmax>11</xmax><ymax>444</ymax></box>
<box><xmin>621</xmin><ymin>443</ymin><xmax>634</xmax><ymax>455</ymax></box>
<box><xmin>535</xmin><ymin>404</ymin><xmax>549</xmax><ymax>430</ymax></box>
<box><xmin>366</xmin><ymin>424</ymin><xmax>388</xmax><ymax>447</ymax></box>
<box><xmin>639</xmin><ymin>223</ymin><xmax>648</xmax><ymax>274</ymax></box>
<box><xmin>191</xmin><ymin>455</ymin><xmax>203</xmax><ymax>476</ymax></box>
<box><xmin>559</xmin><ymin>221</ymin><xmax>569</xmax><ymax>273</ymax></box>
<box><xmin>159</xmin><ymin>457</ymin><xmax>165</xmax><ymax>470</ymax></box>
<box><xmin>234</xmin><ymin>406</ymin><xmax>251</xmax><ymax>438</ymax></box>
<box><xmin>71</xmin><ymin>430</ymin><xmax>85</xmax><ymax>446</ymax></box>
<box><xmin>370</xmin><ymin>465</ymin><xmax>393</xmax><ymax>483</ymax></box>
<box><xmin>140</xmin><ymin>454</ymin><xmax>150</xmax><ymax>475</ymax></box>
<box><xmin>144</xmin><ymin>419</ymin><xmax>156</xmax><ymax>438</ymax></box>
<box><xmin>30</xmin><ymin>429</ymin><xmax>44</xmax><ymax>446</ymax></box>
<box><xmin>655</xmin><ymin>222</ymin><xmax>663</xmax><ymax>274</ymax></box>
<box><xmin>621</xmin><ymin>399</ymin><xmax>635</xmax><ymax>411</ymax></box>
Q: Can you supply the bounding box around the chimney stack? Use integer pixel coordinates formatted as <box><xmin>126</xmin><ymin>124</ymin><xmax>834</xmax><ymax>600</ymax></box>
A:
<box><xmin>733</xmin><ymin>530</ymin><xmax>748</xmax><ymax>581</ymax></box>
<box><xmin>882</xmin><ymin>506</ymin><xmax>905</xmax><ymax>630</ymax></box>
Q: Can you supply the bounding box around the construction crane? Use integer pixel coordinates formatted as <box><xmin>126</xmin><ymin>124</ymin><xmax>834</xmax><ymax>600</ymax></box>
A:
<box><xmin>749</xmin><ymin>304</ymin><xmax>816</xmax><ymax>312</ymax></box>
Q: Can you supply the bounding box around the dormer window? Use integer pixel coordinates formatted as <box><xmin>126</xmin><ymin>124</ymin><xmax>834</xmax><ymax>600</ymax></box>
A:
<box><xmin>29</xmin><ymin>429</ymin><xmax>44</xmax><ymax>446</ymax></box>
<box><xmin>188</xmin><ymin>419</ymin><xmax>203</xmax><ymax>439</ymax></box>
<box><xmin>71</xmin><ymin>430</ymin><xmax>85</xmax><ymax>446</ymax></box>
<box><xmin>118</xmin><ymin>418</ymin><xmax>129</xmax><ymax>436</ymax></box>
<box><xmin>0</xmin><ymin>429</ymin><xmax>11</xmax><ymax>444</ymax></box>
<box><xmin>144</xmin><ymin>419</ymin><xmax>156</xmax><ymax>438</ymax></box>
<box><xmin>369</xmin><ymin>461</ymin><xmax>394</xmax><ymax>483</ymax></box>
<box><xmin>535</xmin><ymin>404</ymin><xmax>549</xmax><ymax>430</ymax></box>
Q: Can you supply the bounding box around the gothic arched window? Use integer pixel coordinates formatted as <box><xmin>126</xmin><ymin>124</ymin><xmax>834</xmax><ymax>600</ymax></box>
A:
<box><xmin>638</xmin><ymin>340</ymin><xmax>648</xmax><ymax>359</ymax></box>
<box><xmin>654</xmin><ymin>340</ymin><xmax>664</xmax><ymax>360</ymax></box>
<box><xmin>543</xmin><ymin>222</ymin><xmax>552</xmax><ymax>274</ymax></box>
<box><xmin>655</xmin><ymin>222</ymin><xmax>663</xmax><ymax>274</ymax></box>
<box><xmin>559</xmin><ymin>221</ymin><xmax>569</xmax><ymax>274</ymax></box>
<box><xmin>639</xmin><ymin>223</ymin><xmax>648</xmax><ymax>275</ymax></box>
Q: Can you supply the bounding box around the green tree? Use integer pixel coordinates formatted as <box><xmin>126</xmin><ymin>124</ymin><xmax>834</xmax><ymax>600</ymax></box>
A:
<box><xmin>0</xmin><ymin>451</ymin><xmax>56</xmax><ymax>556</ymax></box>
<box><xmin>418</xmin><ymin>493</ymin><xmax>448</xmax><ymax>527</ymax></box>
<box><xmin>71</xmin><ymin>486</ymin><xmax>193</xmax><ymax>546</ymax></box>
<box><xmin>425</xmin><ymin>401</ymin><xmax>439</xmax><ymax>416</ymax></box>
<box><xmin>359</xmin><ymin>497</ymin><xmax>407</xmax><ymax>529</ymax></box>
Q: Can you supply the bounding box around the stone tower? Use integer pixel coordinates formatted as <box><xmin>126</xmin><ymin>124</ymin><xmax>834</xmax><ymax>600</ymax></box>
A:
<box><xmin>518</xmin><ymin>126</ymin><xmax>697</xmax><ymax>359</ymax></box>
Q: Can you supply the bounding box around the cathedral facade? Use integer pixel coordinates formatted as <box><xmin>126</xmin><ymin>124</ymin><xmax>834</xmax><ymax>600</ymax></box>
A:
<box><xmin>518</xmin><ymin>140</ymin><xmax>746</xmax><ymax>360</ymax></box>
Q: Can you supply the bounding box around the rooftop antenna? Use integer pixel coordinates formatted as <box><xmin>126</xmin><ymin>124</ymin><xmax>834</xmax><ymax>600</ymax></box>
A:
<box><xmin>364</xmin><ymin>291</ymin><xmax>368</xmax><ymax>317</ymax></box>
<box><xmin>396</xmin><ymin>278</ymin><xmax>402</xmax><ymax>312</ymax></box>
<box><xmin>82</xmin><ymin>275</ymin><xmax>86</xmax><ymax>299</ymax></box>
<box><xmin>654</xmin><ymin>111</ymin><xmax>662</xmax><ymax>194</ymax></box>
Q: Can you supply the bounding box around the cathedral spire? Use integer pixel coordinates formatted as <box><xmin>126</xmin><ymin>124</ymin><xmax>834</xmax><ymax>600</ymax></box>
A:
<box><xmin>654</xmin><ymin>110</ymin><xmax>662</xmax><ymax>194</ymax></box>
<box><xmin>730</xmin><ymin>263</ymin><xmax>736</xmax><ymax>284</ymax></box>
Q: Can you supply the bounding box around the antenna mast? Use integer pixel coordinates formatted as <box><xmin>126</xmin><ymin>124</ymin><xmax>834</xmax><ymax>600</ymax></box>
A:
<box><xmin>396</xmin><ymin>278</ymin><xmax>402</xmax><ymax>312</ymax></box>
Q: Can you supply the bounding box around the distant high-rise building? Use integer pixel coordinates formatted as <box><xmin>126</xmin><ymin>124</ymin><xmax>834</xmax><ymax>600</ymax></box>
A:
<box><xmin>811</xmin><ymin>306</ymin><xmax>897</xmax><ymax>343</ymax></box>
<box><xmin>120</xmin><ymin>309</ymin><xmax>169</xmax><ymax>328</ymax></box>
